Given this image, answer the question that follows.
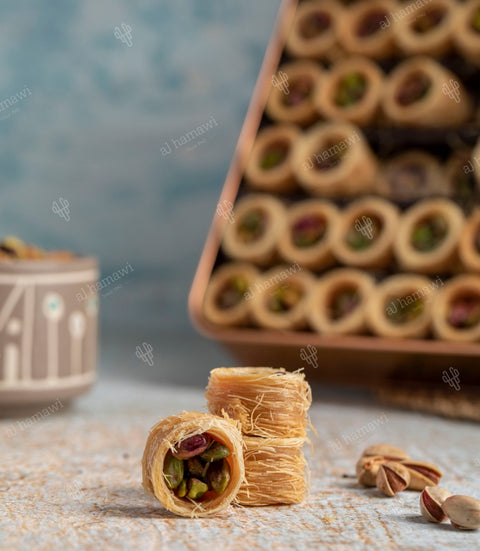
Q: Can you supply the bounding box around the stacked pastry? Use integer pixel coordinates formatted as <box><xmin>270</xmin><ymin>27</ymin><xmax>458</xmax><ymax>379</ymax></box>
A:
<box><xmin>205</xmin><ymin>367</ymin><xmax>312</xmax><ymax>506</ymax></box>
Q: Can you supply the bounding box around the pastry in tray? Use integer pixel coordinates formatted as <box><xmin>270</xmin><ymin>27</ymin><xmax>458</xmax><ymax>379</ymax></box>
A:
<box><xmin>203</xmin><ymin>262</ymin><xmax>259</xmax><ymax>327</ymax></box>
<box><xmin>393</xmin><ymin>0</ymin><xmax>455</xmax><ymax>57</ymax></box>
<box><xmin>432</xmin><ymin>274</ymin><xmax>480</xmax><ymax>342</ymax></box>
<box><xmin>336</xmin><ymin>0</ymin><xmax>397</xmax><ymax>59</ymax></box>
<box><xmin>331</xmin><ymin>196</ymin><xmax>400</xmax><ymax>269</ymax></box>
<box><xmin>308</xmin><ymin>268</ymin><xmax>375</xmax><ymax>335</ymax></box>
<box><xmin>291</xmin><ymin>121</ymin><xmax>377</xmax><ymax>197</ymax></box>
<box><xmin>453</xmin><ymin>0</ymin><xmax>480</xmax><ymax>65</ymax></box>
<box><xmin>221</xmin><ymin>194</ymin><xmax>286</xmax><ymax>266</ymax></box>
<box><xmin>382</xmin><ymin>57</ymin><xmax>472</xmax><ymax>127</ymax></box>
<box><xmin>278</xmin><ymin>198</ymin><xmax>338</xmax><ymax>270</ymax></box>
<box><xmin>266</xmin><ymin>60</ymin><xmax>323</xmax><ymax>126</ymax></box>
<box><xmin>459</xmin><ymin>208</ymin><xmax>480</xmax><ymax>272</ymax></box>
<box><xmin>0</xmin><ymin>236</ymin><xmax>74</xmax><ymax>261</ymax></box>
<box><xmin>366</xmin><ymin>274</ymin><xmax>435</xmax><ymax>339</ymax></box>
<box><xmin>314</xmin><ymin>56</ymin><xmax>384</xmax><ymax>126</ymax></box>
<box><xmin>249</xmin><ymin>265</ymin><xmax>315</xmax><ymax>331</ymax></box>
<box><xmin>445</xmin><ymin>150</ymin><xmax>478</xmax><ymax>205</ymax></box>
<box><xmin>244</xmin><ymin>124</ymin><xmax>300</xmax><ymax>193</ymax></box>
<box><xmin>394</xmin><ymin>198</ymin><xmax>465</xmax><ymax>273</ymax></box>
<box><xmin>376</xmin><ymin>151</ymin><xmax>447</xmax><ymax>202</ymax></box>
<box><xmin>285</xmin><ymin>0</ymin><xmax>343</xmax><ymax>60</ymax></box>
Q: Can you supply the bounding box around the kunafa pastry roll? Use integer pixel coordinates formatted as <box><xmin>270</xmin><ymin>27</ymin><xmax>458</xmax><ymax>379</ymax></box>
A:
<box><xmin>314</xmin><ymin>56</ymin><xmax>384</xmax><ymax>126</ymax></box>
<box><xmin>432</xmin><ymin>275</ymin><xmax>480</xmax><ymax>342</ymax></box>
<box><xmin>278</xmin><ymin>199</ymin><xmax>339</xmax><ymax>271</ymax></box>
<box><xmin>308</xmin><ymin>268</ymin><xmax>375</xmax><ymax>335</ymax></box>
<box><xmin>291</xmin><ymin>122</ymin><xmax>377</xmax><ymax>197</ymax></box>
<box><xmin>459</xmin><ymin>209</ymin><xmax>480</xmax><ymax>273</ymax></box>
<box><xmin>221</xmin><ymin>194</ymin><xmax>286</xmax><ymax>266</ymax></box>
<box><xmin>445</xmin><ymin>150</ymin><xmax>478</xmax><ymax>205</ymax></box>
<box><xmin>336</xmin><ymin>0</ymin><xmax>397</xmax><ymax>59</ymax></box>
<box><xmin>265</xmin><ymin>61</ymin><xmax>323</xmax><ymax>126</ymax></box>
<box><xmin>203</xmin><ymin>262</ymin><xmax>259</xmax><ymax>327</ymax></box>
<box><xmin>142</xmin><ymin>412</ymin><xmax>245</xmax><ymax>518</ymax></box>
<box><xmin>453</xmin><ymin>0</ymin><xmax>480</xmax><ymax>65</ymax></box>
<box><xmin>244</xmin><ymin>124</ymin><xmax>300</xmax><ymax>193</ymax></box>
<box><xmin>236</xmin><ymin>436</ymin><xmax>308</xmax><ymax>506</ymax></box>
<box><xmin>382</xmin><ymin>57</ymin><xmax>472</xmax><ymax>127</ymax></box>
<box><xmin>366</xmin><ymin>274</ymin><xmax>435</xmax><ymax>339</ymax></box>
<box><xmin>394</xmin><ymin>199</ymin><xmax>464</xmax><ymax>274</ymax></box>
<box><xmin>394</xmin><ymin>0</ymin><xmax>455</xmax><ymax>57</ymax></box>
<box><xmin>285</xmin><ymin>0</ymin><xmax>342</xmax><ymax>60</ymax></box>
<box><xmin>249</xmin><ymin>265</ymin><xmax>315</xmax><ymax>331</ymax></box>
<box><xmin>205</xmin><ymin>367</ymin><xmax>312</xmax><ymax>438</ymax></box>
<box><xmin>332</xmin><ymin>197</ymin><xmax>400</xmax><ymax>269</ymax></box>
<box><xmin>377</xmin><ymin>151</ymin><xmax>447</xmax><ymax>202</ymax></box>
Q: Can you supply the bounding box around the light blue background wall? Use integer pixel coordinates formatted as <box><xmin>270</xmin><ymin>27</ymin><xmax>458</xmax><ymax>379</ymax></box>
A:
<box><xmin>0</xmin><ymin>0</ymin><xmax>282</xmax><ymax>338</ymax></box>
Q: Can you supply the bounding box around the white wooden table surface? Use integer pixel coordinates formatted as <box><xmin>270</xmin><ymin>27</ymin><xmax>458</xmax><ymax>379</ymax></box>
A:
<box><xmin>1</xmin><ymin>368</ymin><xmax>479</xmax><ymax>551</ymax></box>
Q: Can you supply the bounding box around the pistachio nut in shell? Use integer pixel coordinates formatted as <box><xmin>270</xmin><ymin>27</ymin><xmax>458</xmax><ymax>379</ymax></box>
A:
<box><xmin>361</xmin><ymin>444</ymin><xmax>409</xmax><ymax>462</ymax></box>
<box><xmin>356</xmin><ymin>455</ymin><xmax>387</xmax><ymax>487</ymax></box>
<box><xmin>376</xmin><ymin>461</ymin><xmax>411</xmax><ymax>497</ymax></box>
<box><xmin>420</xmin><ymin>486</ymin><xmax>451</xmax><ymax>523</ymax></box>
<box><xmin>400</xmin><ymin>460</ymin><xmax>442</xmax><ymax>491</ymax></box>
<box><xmin>442</xmin><ymin>495</ymin><xmax>480</xmax><ymax>530</ymax></box>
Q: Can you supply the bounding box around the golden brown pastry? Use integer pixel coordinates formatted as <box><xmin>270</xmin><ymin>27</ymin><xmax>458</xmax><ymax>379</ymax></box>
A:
<box><xmin>142</xmin><ymin>412</ymin><xmax>245</xmax><ymax>518</ymax></box>
<box><xmin>382</xmin><ymin>57</ymin><xmax>472</xmax><ymax>127</ymax></box>
<box><xmin>377</xmin><ymin>151</ymin><xmax>447</xmax><ymax>203</ymax></box>
<box><xmin>203</xmin><ymin>262</ymin><xmax>259</xmax><ymax>327</ymax></box>
<box><xmin>278</xmin><ymin>199</ymin><xmax>339</xmax><ymax>271</ymax></box>
<box><xmin>285</xmin><ymin>0</ymin><xmax>342</xmax><ymax>60</ymax></box>
<box><xmin>308</xmin><ymin>268</ymin><xmax>375</xmax><ymax>335</ymax></box>
<box><xmin>394</xmin><ymin>199</ymin><xmax>464</xmax><ymax>274</ymax></box>
<box><xmin>336</xmin><ymin>0</ymin><xmax>398</xmax><ymax>59</ymax></box>
<box><xmin>249</xmin><ymin>265</ymin><xmax>315</xmax><ymax>331</ymax></box>
<box><xmin>221</xmin><ymin>194</ymin><xmax>286</xmax><ymax>266</ymax></box>
<box><xmin>291</xmin><ymin>121</ymin><xmax>377</xmax><ymax>197</ymax></box>
<box><xmin>236</xmin><ymin>436</ymin><xmax>308</xmax><ymax>506</ymax></box>
<box><xmin>432</xmin><ymin>274</ymin><xmax>480</xmax><ymax>342</ymax></box>
<box><xmin>453</xmin><ymin>0</ymin><xmax>480</xmax><ymax>65</ymax></box>
<box><xmin>314</xmin><ymin>56</ymin><xmax>384</xmax><ymax>126</ymax></box>
<box><xmin>394</xmin><ymin>0</ymin><xmax>455</xmax><ymax>57</ymax></box>
<box><xmin>266</xmin><ymin>61</ymin><xmax>323</xmax><ymax>126</ymax></box>
<box><xmin>366</xmin><ymin>274</ymin><xmax>435</xmax><ymax>339</ymax></box>
<box><xmin>244</xmin><ymin>124</ymin><xmax>300</xmax><ymax>193</ymax></box>
<box><xmin>205</xmin><ymin>367</ymin><xmax>312</xmax><ymax>438</ymax></box>
<box><xmin>459</xmin><ymin>209</ymin><xmax>480</xmax><ymax>273</ymax></box>
<box><xmin>331</xmin><ymin>197</ymin><xmax>400</xmax><ymax>269</ymax></box>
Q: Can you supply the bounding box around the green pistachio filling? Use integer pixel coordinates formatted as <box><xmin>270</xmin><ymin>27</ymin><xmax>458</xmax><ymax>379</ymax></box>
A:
<box><xmin>313</xmin><ymin>140</ymin><xmax>347</xmax><ymax>171</ymax></box>
<box><xmin>329</xmin><ymin>287</ymin><xmax>360</xmax><ymax>321</ymax></box>
<box><xmin>471</xmin><ymin>8</ymin><xmax>480</xmax><ymax>32</ymax></box>
<box><xmin>163</xmin><ymin>433</ymin><xmax>231</xmax><ymax>501</ymax></box>
<box><xmin>335</xmin><ymin>72</ymin><xmax>367</xmax><ymax>107</ymax></box>
<box><xmin>356</xmin><ymin>10</ymin><xmax>388</xmax><ymax>37</ymax></box>
<box><xmin>282</xmin><ymin>77</ymin><xmax>313</xmax><ymax>108</ymax></box>
<box><xmin>238</xmin><ymin>209</ymin><xmax>266</xmax><ymax>243</ymax></box>
<box><xmin>411</xmin><ymin>215</ymin><xmax>448</xmax><ymax>252</ymax></box>
<box><xmin>345</xmin><ymin>214</ymin><xmax>382</xmax><ymax>251</ymax></box>
<box><xmin>292</xmin><ymin>214</ymin><xmax>326</xmax><ymax>248</ymax></box>
<box><xmin>447</xmin><ymin>294</ymin><xmax>480</xmax><ymax>329</ymax></box>
<box><xmin>268</xmin><ymin>284</ymin><xmax>303</xmax><ymax>313</ymax></box>
<box><xmin>260</xmin><ymin>141</ymin><xmax>289</xmax><ymax>170</ymax></box>
<box><xmin>299</xmin><ymin>11</ymin><xmax>331</xmax><ymax>39</ymax></box>
<box><xmin>386</xmin><ymin>296</ymin><xmax>424</xmax><ymax>325</ymax></box>
<box><xmin>413</xmin><ymin>8</ymin><xmax>445</xmax><ymax>34</ymax></box>
<box><xmin>216</xmin><ymin>275</ymin><xmax>249</xmax><ymax>310</ymax></box>
<box><xmin>396</xmin><ymin>72</ymin><xmax>431</xmax><ymax>106</ymax></box>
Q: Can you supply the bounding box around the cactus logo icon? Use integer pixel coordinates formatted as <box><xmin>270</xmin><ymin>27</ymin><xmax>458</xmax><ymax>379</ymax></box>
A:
<box><xmin>442</xmin><ymin>79</ymin><xmax>461</xmax><ymax>104</ymax></box>
<box><xmin>300</xmin><ymin>344</ymin><xmax>318</xmax><ymax>369</ymax></box>
<box><xmin>136</xmin><ymin>342</ymin><xmax>154</xmax><ymax>366</ymax></box>
<box><xmin>442</xmin><ymin>366</ymin><xmax>461</xmax><ymax>391</ymax></box>
<box><xmin>114</xmin><ymin>23</ymin><xmax>133</xmax><ymax>47</ymax></box>
<box><xmin>52</xmin><ymin>198</ymin><xmax>70</xmax><ymax>221</ymax></box>
<box><xmin>272</xmin><ymin>70</ymin><xmax>290</xmax><ymax>95</ymax></box>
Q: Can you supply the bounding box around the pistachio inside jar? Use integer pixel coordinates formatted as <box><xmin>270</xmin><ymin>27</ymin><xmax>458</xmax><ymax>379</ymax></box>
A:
<box><xmin>345</xmin><ymin>214</ymin><xmax>383</xmax><ymax>251</ymax></box>
<box><xmin>163</xmin><ymin>432</ymin><xmax>232</xmax><ymax>501</ymax></box>
<box><xmin>410</xmin><ymin>214</ymin><xmax>448</xmax><ymax>252</ymax></box>
<box><xmin>214</xmin><ymin>275</ymin><xmax>249</xmax><ymax>310</ymax></box>
<box><xmin>237</xmin><ymin>208</ymin><xmax>268</xmax><ymax>244</ymax></box>
<box><xmin>385</xmin><ymin>294</ymin><xmax>424</xmax><ymax>325</ymax></box>
<box><xmin>335</xmin><ymin>72</ymin><xmax>368</xmax><ymax>107</ymax></box>
<box><xmin>259</xmin><ymin>140</ymin><xmax>290</xmax><ymax>171</ymax></box>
